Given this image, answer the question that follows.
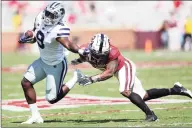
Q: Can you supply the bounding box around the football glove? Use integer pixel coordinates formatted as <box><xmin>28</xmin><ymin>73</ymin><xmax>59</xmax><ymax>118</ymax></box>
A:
<box><xmin>19</xmin><ymin>32</ymin><xmax>35</xmax><ymax>44</ymax></box>
<box><xmin>78</xmin><ymin>48</ymin><xmax>90</xmax><ymax>56</ymax></box>
<box><xmin>78</xmin><ymin>75</ymin><xmax>93</xmax><ymax>86</ymax></box>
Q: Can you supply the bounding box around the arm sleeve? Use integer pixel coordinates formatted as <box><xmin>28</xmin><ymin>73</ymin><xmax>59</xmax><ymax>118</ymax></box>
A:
<box><xmin>109</xmin><ymin>48</ymin><xmax>120</xmax><ymax>61</ymax></box>
<box><xmin>56</xmin><ymin>26</ymin><xmax>70</xmax><ymax>38</ymax></box>
<box><xmin>33</xmin><ymin>18</ymin><xmax>37</xmax><ymax>31</ymax></box>
<box><xmin>33</xmin><ymin>11</ymin><xmax>43</xmax><ymax>30</ymax></box>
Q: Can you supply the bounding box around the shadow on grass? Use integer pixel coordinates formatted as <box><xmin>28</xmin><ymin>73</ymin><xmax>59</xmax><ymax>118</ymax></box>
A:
<box><xmin>45</xmin><ymin>118</ymin><xmax>142</xmax><ymax>123</ymax></box>
<box><xmin>12</xmin><ymin>118</ymin><xmax>142</xmax><ymax>124</ymax></box>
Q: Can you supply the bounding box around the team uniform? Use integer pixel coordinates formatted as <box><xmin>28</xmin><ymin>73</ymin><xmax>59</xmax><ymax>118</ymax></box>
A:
<box><xmin>80</xmin><ymin>43</ymin><xmax>146</xmax><ymax>99</ymax></box>
<box><xmin>19</xmin><ymin>2</ymin><xmax>89</xmax><ymax>124</ymax></box>
<box><xmin>24</xmin><ymin>11</ymin><xmax>70</xmax><ymax>102</ymax></box>
<box><xmin>74</xmin><ymin>33</ymin><xmax>192</xmax><ymax>122</ymax></box>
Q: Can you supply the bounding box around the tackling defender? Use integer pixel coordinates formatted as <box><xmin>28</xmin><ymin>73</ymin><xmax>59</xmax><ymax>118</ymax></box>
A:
<box><xmin>71</xmin><ymin>33</ymin><xmax>192</xmax><ymax>122</ymax></box>
<box><xmin>19</xmin><ymin>2</ymin><xmax>87</xmax><ymax>124</ymax></box>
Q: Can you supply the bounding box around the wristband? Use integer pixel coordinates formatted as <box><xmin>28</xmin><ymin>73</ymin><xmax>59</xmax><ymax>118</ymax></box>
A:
<box><xmin>91</xmin><ymin>75</ymin><xmax>101</xmax><ymax>83</ymax></box>
<box><xmin>78</xmin><ymin>49</ymin><xmax>84</xmax><ymax>55</ymax></box>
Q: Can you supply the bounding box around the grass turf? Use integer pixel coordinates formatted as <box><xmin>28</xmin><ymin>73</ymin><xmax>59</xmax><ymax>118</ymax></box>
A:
<box><xmin>2</xmin><ymin>50</ymin><xmax>192</xmax><ymax>127</ymax></box>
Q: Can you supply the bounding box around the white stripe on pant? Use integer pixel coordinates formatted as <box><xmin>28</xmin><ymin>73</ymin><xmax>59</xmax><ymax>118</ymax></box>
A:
<box><xmin>117</xmin><ymin>58</ymin><xmax>146</xmax><ymax>99</ymax></box>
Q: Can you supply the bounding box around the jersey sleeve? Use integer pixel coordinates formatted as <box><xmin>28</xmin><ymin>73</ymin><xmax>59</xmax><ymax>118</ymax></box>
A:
<box><xmin>55</xmin><ymin>24</ymin><xmax>70</xmax><ymax>38</ymax></box>
<box><xmin>108</xmin><ymin>46</ymin><xmax>120</xmax><ymax>61</ymax></box>
<box><xmin>34</xmin><ymin>11</ymin><xmax>43</xmax><ymax>30</ymax></box>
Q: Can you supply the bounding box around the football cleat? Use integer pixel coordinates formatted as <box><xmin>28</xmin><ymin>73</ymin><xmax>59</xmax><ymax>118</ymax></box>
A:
<box><xmin>173</xmin><ymin>82</ymin><xmax>192</xmax><ymax>99</ymax></box>
<box><xmin>21</xmin><ymin>115</ymin><xmax>44</xmax><ymax>124</ymax></box>
<box><xmin>144</xmin><ymin>111</ymin><xmax>158</xmax><ymax>122</ymax></box>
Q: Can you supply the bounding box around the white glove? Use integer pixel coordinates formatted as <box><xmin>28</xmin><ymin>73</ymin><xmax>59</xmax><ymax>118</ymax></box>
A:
<box><xmin>78</xmin><ymin>48</ymin><xmax>90</xmax><ymax>56</ymax></box>
<box><xmin>78</xmin><ymin>75</ymin><xmax>93</xmax><ymax>86</ymax></box>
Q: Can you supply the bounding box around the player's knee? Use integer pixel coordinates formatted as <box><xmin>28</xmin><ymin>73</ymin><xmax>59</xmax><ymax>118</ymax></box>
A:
<box><xmin>21</xmin><ymin>78</ymin><xmax>32</xmax><ymax>89</ymax></box>
<box><xmin>47</xmin><ymin>98</ymin><xmax>57</xmax><ymax>104</ymax></box>
<box><xmin>46</xmin><ymin>93</ymin><xmax>59</xmax><ymax>104</ymax></box>
<box><xmin>46</xmin><ymin>94</ymin><xmax>56</xmax><ymax>104</ymax></box>
<box><xmin>47</xmin><ymin>98</ymin><xmax>60</xmax><ymax>104</ymax></box>
<box><xmin>120</xmin><ymin>90</ymin><xmax>131</xmax><ymax>97</ymax></box>
<box><xmin>47</xmin><ymin>99</ymin><xmax>56</xmax><ymax>104</ymax></box>
<box><xmin>46</xmin><ymin>91</ymin><xmax>65</xmax><ymax>104</ymax></box>
<box><xmin>143</xmin><ymin>92</ymin><xmax>149</xmax><ymax>101</ymax></box>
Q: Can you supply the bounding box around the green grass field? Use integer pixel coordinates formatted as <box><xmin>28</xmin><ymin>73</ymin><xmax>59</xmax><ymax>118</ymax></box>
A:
<box><xmin>2</xmin><ymin>50</ymin><xmax>192</xmax><ymax>127</ymax></box>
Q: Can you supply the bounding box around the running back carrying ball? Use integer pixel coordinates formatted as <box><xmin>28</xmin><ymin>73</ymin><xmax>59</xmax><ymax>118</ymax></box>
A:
<box><xmin>25</xmin><ymin>30</ymin><xmax>34</xmax><ymax>38</ymax></box>
<box><xmin>19</xmin><ymin>30</ymin><xmax>35</xmax><ymax>44</ymax></box>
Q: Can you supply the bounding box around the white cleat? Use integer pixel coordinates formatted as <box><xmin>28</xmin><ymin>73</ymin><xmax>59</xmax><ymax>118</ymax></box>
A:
<box><xmin>173</xmin><ymin>82</ymin><xmax>192</xmax><ymax>99</ymax></box>
<box><xmin>174</xmin><ymin>82</ymin><xmax>183</xmax><ymax>87</ymax></box>
<box><xmin>21</xmin><ymin>115</ymin><xmax>44</xmax><ymax>124</ymax></box>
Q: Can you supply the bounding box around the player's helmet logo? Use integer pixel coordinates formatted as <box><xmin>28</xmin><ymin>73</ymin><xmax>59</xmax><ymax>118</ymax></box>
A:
<box><xmin>42</xmin><ymin>2</ymin><xmax>65</xmax><ymax>26</ymax></box>
<box><xmin>88</xmin><ymin>33</ymin><xmax>110</xmax><ymax>67</ymax></box>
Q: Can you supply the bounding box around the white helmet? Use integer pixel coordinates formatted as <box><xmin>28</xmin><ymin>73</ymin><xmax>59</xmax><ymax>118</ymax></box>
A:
<box><xmin>89</xmin><ymin>33</ymin><xmax>110</xmax><ymax>56</ymax></box>
<box><xmin>42</xmin><ymin>2</ymin><xmax>65</xmax><ymax>26</ymax></box>
<box><xmin>87</xmin><ymin>33</ymin><xmax>110</xmax><ymax>66</ymax></box>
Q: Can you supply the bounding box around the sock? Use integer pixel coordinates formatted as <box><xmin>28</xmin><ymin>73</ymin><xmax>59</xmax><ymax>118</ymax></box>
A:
<box><xmin>128</xmin><ymin>92</ymin><xmax>153</xmax><ymax>115</ymax></box>
<box><xmin>144</xmin><ymin>88</ymin><xmax>170</xmax><ymax>101</ymax></box>
<box><xmin>29</xmin><ymin>103</ymin><xmax>40</xmax><ymax>117</ymax></box>
<box><xmin>170</xmin><ymin>87</ymin><xmax>181</xmax><ymax>95</ymax></box>
<box><xmin>65</xmin><ymin>72</ymin><xmax>78</xmax><ymax>89</ymax></box>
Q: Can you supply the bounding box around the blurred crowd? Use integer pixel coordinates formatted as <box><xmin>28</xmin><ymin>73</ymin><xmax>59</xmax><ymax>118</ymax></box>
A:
<box><xmin>2</xmin><ymin>1</ymin><xmax>192</xmax><ymax>51</ymax></box>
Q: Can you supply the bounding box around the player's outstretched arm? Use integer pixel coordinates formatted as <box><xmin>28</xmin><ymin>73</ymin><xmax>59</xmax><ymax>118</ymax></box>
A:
<box><xmin>56</xmin><ymin>37</ymin><xmax>89</xmax><ymax>56</ymax></box>
<box><xmin>79</xmin><ymin>59</ymin><xmax>118</xmax><ymax>86</ymax></box>
<box><xmin>92</xmin><ymin>59</ymin><xmax>118</xmax><ymax>82</ymax></box>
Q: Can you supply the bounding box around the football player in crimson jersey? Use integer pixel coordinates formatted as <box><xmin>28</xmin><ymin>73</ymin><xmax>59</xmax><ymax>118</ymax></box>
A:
<box><xmin>18</xmin><ymin>2</ymin><xmax>87</xmax><ymax>124</ymax></box>
<box><xmin>71</xmin><ymin>33</ymin><xmax>192</xmax><ymax>122</ymax></box>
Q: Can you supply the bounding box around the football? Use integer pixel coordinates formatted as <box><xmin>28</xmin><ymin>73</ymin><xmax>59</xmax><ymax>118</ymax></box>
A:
<box><xmin>25</xmin><ymin>30</ymin><xmax>34</xmax><ymax>38</ymax></box>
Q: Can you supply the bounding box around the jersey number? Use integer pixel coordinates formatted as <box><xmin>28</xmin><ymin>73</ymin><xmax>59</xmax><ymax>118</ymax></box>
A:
<box><xmin>36</xmin><ymin>31</ymin><xmax>45</xmax><ymax>49</ymax></box>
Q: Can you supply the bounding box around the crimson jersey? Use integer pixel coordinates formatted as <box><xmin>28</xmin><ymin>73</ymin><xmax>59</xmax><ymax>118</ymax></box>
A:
<box><xmin>80</xmin><ymin>44</ymin><xmax>125</xmax><ymax>72</ymax></box>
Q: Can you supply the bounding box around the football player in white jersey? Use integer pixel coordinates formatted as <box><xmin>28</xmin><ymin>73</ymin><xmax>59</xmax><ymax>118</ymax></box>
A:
<box><xmin>19</xmin><ymin>2</ymin><xmax>88</xmax><ymax>124</ymax></box>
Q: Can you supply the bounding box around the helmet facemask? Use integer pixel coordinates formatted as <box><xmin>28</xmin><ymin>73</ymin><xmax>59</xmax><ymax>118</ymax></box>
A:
<box><xmin>42</xmin><ymin>2</ymin><xmax>65</xmax><ymax>26</ymax></box>
<box><xmin>89</xmin><ymin>43</ymin><xmax>110</xmax><ymax>66</ymax></box>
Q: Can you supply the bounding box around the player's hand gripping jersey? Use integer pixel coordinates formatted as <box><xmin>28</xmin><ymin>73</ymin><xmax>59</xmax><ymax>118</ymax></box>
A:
<box><xmin>34</xmin><ymin>11</ymin><xmax>70</xmax><ymax>65</ymax></box>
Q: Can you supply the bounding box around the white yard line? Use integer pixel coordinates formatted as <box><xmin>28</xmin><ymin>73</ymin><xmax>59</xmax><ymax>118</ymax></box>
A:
<box><xmin>128</xmin><ymin>122</ymin><xmax>192</xmax><ymax>127</ymax></box>
<box><xmin>2</xmin><ymin>106</ymin><xmax>192</xmax><ymax>119</ymax></box>
<box><xmin>160</xmin><ymin>122</ymin><xmax>192</xmax><ymax>126</ymax></box>
<box><xmin>2</xmin><ymin>63</ymin><xmax>192</xmax><ymax>73</ymax></box>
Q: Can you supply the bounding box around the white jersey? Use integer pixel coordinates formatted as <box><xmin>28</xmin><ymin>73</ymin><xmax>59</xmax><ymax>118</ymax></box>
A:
<box><xmin>34</xmin><ymin>11</ymin><xmax>70</xmax><ymax>65</ymax></box>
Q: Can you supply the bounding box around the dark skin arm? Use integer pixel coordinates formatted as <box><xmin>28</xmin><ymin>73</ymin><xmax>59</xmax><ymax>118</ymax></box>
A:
<box><xmin>56</xmin><ymin>37</ymin><xmax>80</xmax><ymax>53</ymax></box>
<box><xmin>32</xmin><ymin>27</ymin><xmax>36</xmax><ymax>43</ymax></box>
<box><xmin>91</xmin><ymin>59</ymin><xmax>119</xmax><ymax>82</ymax></box>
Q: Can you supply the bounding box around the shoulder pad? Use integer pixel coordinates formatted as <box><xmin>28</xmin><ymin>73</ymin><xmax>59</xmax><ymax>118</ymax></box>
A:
<box><xmin>34</xmin><ymin>11</ymin><xmax>43</xmax><ymax>28</ymax></box>
<box><xmin>53</xmin><ymin>24</ymin><xmax>70</xmax><ymax>38</ymax></box>
<box><xmin>109</xmin><ymin>46</ymin><xmax>120</xmax><ymax>61</ymax></box>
